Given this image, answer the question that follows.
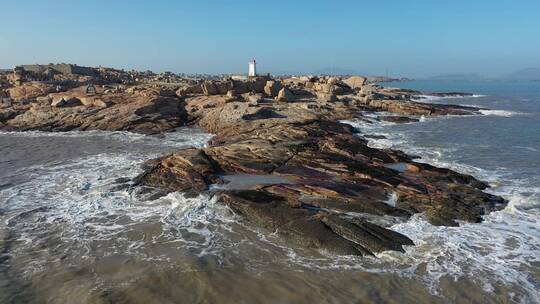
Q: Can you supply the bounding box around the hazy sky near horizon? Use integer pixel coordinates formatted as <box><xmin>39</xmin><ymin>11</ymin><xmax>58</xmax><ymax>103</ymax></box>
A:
<box><xmin>1</xmin><ymin>0</ymin><xmax>539</xmax><ymax>77</ymax></box>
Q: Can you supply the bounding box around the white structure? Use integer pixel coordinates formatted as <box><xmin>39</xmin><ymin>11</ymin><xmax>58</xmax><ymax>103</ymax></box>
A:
<box><xmin>248</xmin><ymin>59</ymin><xmax>257</xmax><ymax>77</ymax></box>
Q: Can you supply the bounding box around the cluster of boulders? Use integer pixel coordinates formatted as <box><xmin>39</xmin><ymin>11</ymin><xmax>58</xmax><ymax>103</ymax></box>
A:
<box><xmin>175</xmin><ymin>75</ymin><xmax>387</xmax><ymax>106</ymax></box>
<box><xmin>175</xmin><ymin>76</ymin><xmax>299</xmax><ymax>104</ymax></box>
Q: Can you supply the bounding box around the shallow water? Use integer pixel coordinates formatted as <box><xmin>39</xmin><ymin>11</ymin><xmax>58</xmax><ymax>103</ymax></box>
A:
<box><xmin>1</xmin><ymin>81</ymin><xmax>539</xmax><ymax>303</ymax></box>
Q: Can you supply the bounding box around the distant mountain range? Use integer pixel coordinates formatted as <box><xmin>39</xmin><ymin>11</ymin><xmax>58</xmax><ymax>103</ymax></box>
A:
<box><xmin>426</xmin><ymin>73</ymin><xmax>487</xmax><ymax>81</ymax></box>
<box><xmin>310</xmin><ymin>67</ymin><xmax>406</xmax><ymax>82</ymax></box>
<box><xmin>425</xmin><ymin>68</ymin><xmax>540</xmax><ymax>81</ymax></box>
<box><xmin>503</xmin><ymin>67</ymin><xmax>540</xmax><ymax>80</ymax></box>
<box><xmin>313</xmin><ymin>67</ymin><xmax>362</xmax><ymax>76</ymax></box>
<box><xmin>310</xmin><ymin>66</ymin><xmax>540</xmax><ymax>82</ymax></box>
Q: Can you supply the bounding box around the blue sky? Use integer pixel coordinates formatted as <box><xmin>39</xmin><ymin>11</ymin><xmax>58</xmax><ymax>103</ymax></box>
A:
<box><xmin>1</xmin><ymin>0</ymin><xmax>539</xmax><ymax>77</ymax></box>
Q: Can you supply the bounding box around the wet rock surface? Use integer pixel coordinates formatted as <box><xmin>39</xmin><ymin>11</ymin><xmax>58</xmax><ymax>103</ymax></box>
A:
<box><xmin>136</xmin><ymin>84</ymin><xmax>506</xmax><ymax>256</ymax></box>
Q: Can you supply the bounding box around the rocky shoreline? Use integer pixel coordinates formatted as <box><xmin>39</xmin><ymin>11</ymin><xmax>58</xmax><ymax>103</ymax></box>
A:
<box><xmin>0</xmin><ymin>65</ymin><xmax>507</xmax><ymax>256</ymax></box>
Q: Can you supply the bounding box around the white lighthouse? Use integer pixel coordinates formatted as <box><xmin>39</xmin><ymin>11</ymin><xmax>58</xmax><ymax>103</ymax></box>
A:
<box><xmin>248</xmin><ymin>58</ymin><xmax>257</xmax><ymax>77</ymax></box>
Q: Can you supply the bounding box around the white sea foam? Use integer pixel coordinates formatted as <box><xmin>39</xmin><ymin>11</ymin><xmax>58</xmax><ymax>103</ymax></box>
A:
<box><xmin>412</xmin><ymin>94</ymin><xmax>486</xmax><ymax>104</ymax></box>
<box><xmin>338</xmin><ymin>116</ymin><xmax>540</xmax><ymax>302</ymax></box>
<box><xmin>479</xmin><ymin>109</ymin><xmax>524</xmax><ymax>117</ymax></box>
<box><xmin>383</xmin><ymin>192</ymin><xmax>398</xmax><ymax>207</ymax></box>
<box><xmin>0</xmin><ymin>128</ymin><xmax>215</xmax><ymax>148</ymax></box>
<box><xmin>0</xmin><ymin>128</ymin><xmax>220</xmax><ymax>273</ymax></box>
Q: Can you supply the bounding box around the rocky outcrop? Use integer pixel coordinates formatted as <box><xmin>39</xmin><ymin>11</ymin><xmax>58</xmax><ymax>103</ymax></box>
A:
<box><xmin>377</xmin><ymin>116</ymin><xmax>420</xmax><ymax>123</ymax></box>
<box><xmin>316</xmin><ymin>92</ymin><xmax>338</xmax><ymax>103</ymax></box>
<box><xmin>176</xmin><ymin>83</ymin><xmax>203</xmax><ymax>96</ymax></box>
<box><xmin>136</xmin><ymin>92</ymin><xmax>506</xmax><ymax>256</ymax></box>
<box><xmin>202</xmin><ymin>80</ymin><xmax>233</xmax><ymax>95</ymax></box>
<box><xmin>135</xmin><ymin>148</ymin><xmax>219</xmax><ymax>194</ymax></box>
<box><xmin>359</xmin><ymin>98</ymin><xmax>480</xmax><ymax>116</ymax></box>
<box><xmin>50</xmin><ymin>96</ymin><xmax>83</xmax><ymax>107</ymax></box>
<box><xmin>343</xmin><ymin>76</ymin><xmax>367</xmax><ymax>90</ymax></box>
<box><xmin>6</xmin><ymin>82</ymin><xmax>59</xmax><ymax>100</ymax></box>
<box><xmin>264</xmin><ymin>80</ymin><xmax>283</xmax><ymax>97</ymax></box>
<box><xmin>1</xmin><ymin>86</ymin><xmax>189</xmax><ymax>134</ymax></box>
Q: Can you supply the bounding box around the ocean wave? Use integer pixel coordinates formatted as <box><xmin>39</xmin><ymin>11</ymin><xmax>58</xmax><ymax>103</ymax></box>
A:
<box><xmin>337</xmin><ymin>116</ymin><xmax>540</xmax><ymax>301</ymax></box>
<box><xmin>0</xmin><ymin>128</ymin><xmax>215</xmax><ymax>148</ymax></box>
<box><xmin>0</xmin><ymin>129</ymin><xmax>220</xmax><ymax>276</ymax></box>
<box><xmin>0</xmin><ymin>152</ymin><xmax>242</xmax><ymax>272</ymax></box>
<box><xmin>2</xmin><ymin>111</ymin><xmax>538</xmax><ymax>301</ymax></box>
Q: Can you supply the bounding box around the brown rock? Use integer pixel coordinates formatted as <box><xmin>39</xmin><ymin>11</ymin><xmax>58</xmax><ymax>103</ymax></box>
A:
<box><xmin>176</xmin><ymin>83</ymin><xmax>203</xmax><ymax>97</ymax></box>
<box><xmin>316</xmin><ymin>92</ymin><xmax>338</xmax><ymax>103</ymax></box>
<box><xmin>134</xmin><ymin>148</ymin><xmax>218</xmax><ymax>193</ymax></box>
<box><xmin>343</xmin><ymin>76</ymin><xmax>367</xmax><ymax>90</ymax></box>
<box><xmin>246</xmin><ymin>77</ymin><xmax>266</xmax><ymax>93</ymax></box>
<box><xmin>134</xmin><ymin>93</ymin><xmax>505</xmax><ymax>256</ymax></box>
<box><xmin>275</xmin><ymin>87</ymin><xmax>295</xmax><ymax>102</ymax></box>
<box><xmin>264</xmin><ymin>80</ymin><xmax>283</xmax><ymax>97</ymax></box>
<box><xmin>6</xmin><ymin>82</ymin><xmax>57</xmax><ymax>100</ymax></box>
<box><xmin>201</xmin><ymin>81</ymin><xmax>218</xmax><ymax>95</ymax></box>
<box><xmin>51</xmin><ymin>96</ymin><xmax>82</xmax><ymax>107</ymax></box>
<box><xmin>5</xmin><ymin>90</ymin><xmax>188</xmax><ymax>134</ymax></box>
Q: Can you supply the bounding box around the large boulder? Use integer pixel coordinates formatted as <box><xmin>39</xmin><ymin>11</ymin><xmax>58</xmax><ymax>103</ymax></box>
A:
<box><xmin>134</xmin><ymin>148</ymin><xmax>218</xmax><ymax>193</ymax></box>
<box><xmin>6</xmin><ymin>82</ymin><xmax>57</xmax><ymax>100</ymax></box>
<box><xmin>243</xmin><ymin>93</ymin><xmax>264</xmax><ymax>105</ymax></box>
<box><xmin>343</xmin><ymin>76</ymin><xmax>367</xmax><ymax>90</ymax></box>
<box><xmin>316</xmin><ymin>92</ymin><xmax>338</xmax><ymax>103</ymax></box>
<box><xmin>232</xmin><ymin>80</ymin><xmax>249</xmax><ymax>94</ymax></box>
<box><xmin>176</xmin><ymin>84</ymin><xmax>203</xmax><ymax>97</ymax></box>
<box><xmin>79</xmin><ymin>96</ymin><xmax>108</xmax><ymax>108</ymax></box>
<box><xmin>275</xmin><ymin>88</ymin><xmax>295</xmax><ymax>102</ymax></box>
<box><xmin>201</xmin><ymin>81</ymin><xmax>218</xmax><ymax>95</ymax></box>
<box><xmin>327</xmin><ymin>77</ymin><xmax>340</xmax><ymax>85</ymax></box>
<box><xmin>246</xmin><ymin>77</ymin><xmax>266</xmax><ymax>93</ymax></box>
<box><xmin>359</xmin><ymin>84</ymin><xmax>376</xmax><ymax>96</ymax></box>
<box><xmin>51</xmin><ymin>96</ymin><xmax>83</xmax><ymax>107</ymax></box>
<box><xmin>314</xmin><ymin>83</ymin><xmax>333</xmax><ymax>93</ymax></box>
<box><xmin>264</xmin><ymin>80</ymin><xmax>283</xmax><ymax>97</ymax></box>
<box><xmin>215</xmin><ymin>80</ymin><xmax>234</xmax><ymax>95</ymax></box>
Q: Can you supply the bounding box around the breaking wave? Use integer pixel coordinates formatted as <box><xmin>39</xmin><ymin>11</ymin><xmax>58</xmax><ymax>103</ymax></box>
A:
<box><xmin>413</xmin><ymin>94</ymin><xmax>486</xmax><ymax>103</ymax></box>
<box><xmin>479</xmin><ymin>109</ymin><xmax>524</xmax><ymax>117</ymax></box>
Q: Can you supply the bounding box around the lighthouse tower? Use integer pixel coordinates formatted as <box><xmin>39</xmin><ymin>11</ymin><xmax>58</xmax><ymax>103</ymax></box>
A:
<box><xmin>248</xmin><ymin>59</ymin><xmax>257</xmax><ymax>77</ymax></box>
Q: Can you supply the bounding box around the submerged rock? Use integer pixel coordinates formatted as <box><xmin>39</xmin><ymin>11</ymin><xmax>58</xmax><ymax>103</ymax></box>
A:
<box><xmin>377</xmin><ymin>116</ymin><xmax>420</xmax><ymax>123</ymax></box>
